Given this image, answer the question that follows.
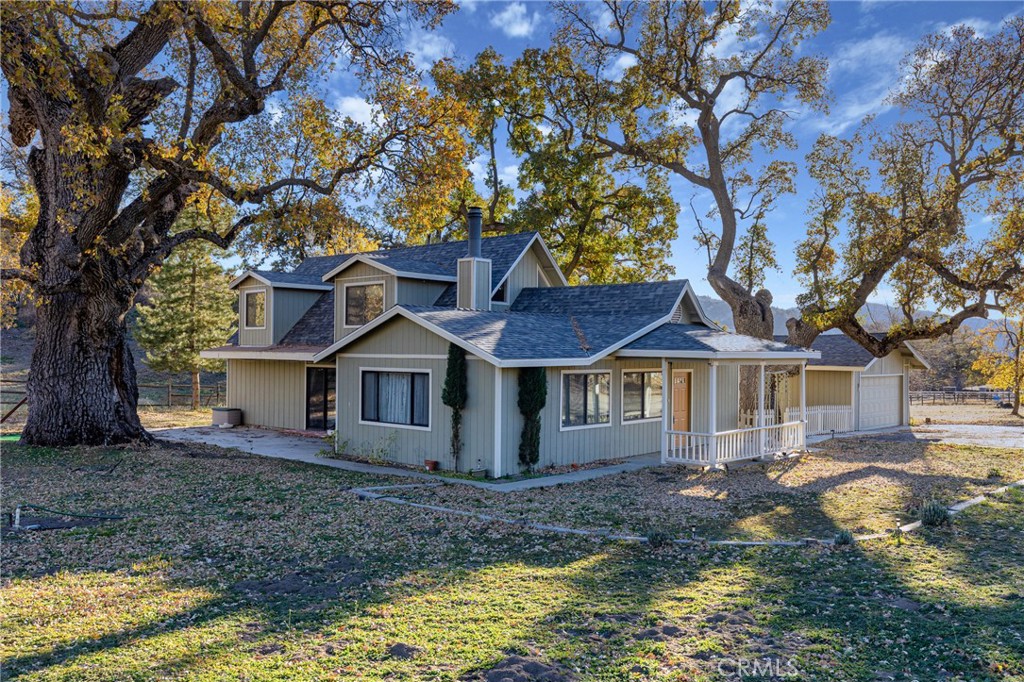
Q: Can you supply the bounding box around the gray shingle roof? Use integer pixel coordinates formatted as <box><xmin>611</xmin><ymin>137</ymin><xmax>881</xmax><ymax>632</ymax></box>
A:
<box><xmin>628</xmin><ymin>324</ymin><xmax>811</xmax><ymax>354</ymax></box>
<box><xmin>248</xmin><ymin>270</ymin><xmax>327</xmax><ymax>287</ymax></box>
<box><xmin>402</xmin><ymin>305</ymin><xmax>663</xmax><ymax>361</ymax></box>
<box><xmin>509</xmin><ymin>280</ymin><xmax>688</xmax><ymax>317</ymax></box>
<box><xmin>294</xmin><ymin>232</ymin><xmax>537</xmax><ymax>289</ymax></box>
<box><xmin>278</xmin><ymin>291</ymin><xmax>334</xmax><ymax>347</ymax></box>
<box><xmin>774</xmin><ymin>333</ymin><xmax>874</xmax><ymax>367</ymax></box>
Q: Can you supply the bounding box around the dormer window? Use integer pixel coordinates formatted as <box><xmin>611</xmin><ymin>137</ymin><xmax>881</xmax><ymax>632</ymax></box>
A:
<box><xmin>345</xmin><ymin>282</ymin><xmax>385</xmax><ymax>327</ymax></box>
<box><xmin>243</xmin><ymin>290</ymin><xmax>266</xmax><ymax>329</ymax></box>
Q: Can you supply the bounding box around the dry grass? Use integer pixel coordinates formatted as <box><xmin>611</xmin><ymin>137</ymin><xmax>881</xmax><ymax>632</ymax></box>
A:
<box><xmin>393</xmin><ymin>439</ymin><xmax>1024</xmax><ymax>541</ymax></box>
<box><xmin>1</xmin><ymin>408</ymin><xmax>213</xmax><ymax>435</ymax></box>
<box><xmin>2</xmin><ymin>439</ymin><xmax>1023</xmax><ymax>680</ymax></box>
<box><xmin>911</xmin><ymin>402</ymin><xmax>1023</xmax><ymax>426</ymax></box>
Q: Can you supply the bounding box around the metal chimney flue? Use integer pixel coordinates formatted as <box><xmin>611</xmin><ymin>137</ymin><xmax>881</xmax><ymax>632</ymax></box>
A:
<box><xmin>467</xmin><ymin>206</ymin><xmax>483</xmax><ymax>258</ymax></box>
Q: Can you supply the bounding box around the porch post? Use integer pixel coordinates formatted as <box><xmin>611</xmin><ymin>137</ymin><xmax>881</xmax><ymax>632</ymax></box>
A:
<box><xmin>799</xmin><ymin>361</ymin><xmax>808</xmax><ymax>448</ymax></box>
<box><xmin>709</xmin><ymin>361</ymin><xmax>718</xmax><ymax>468</ymax></box>
<box><xmin>661</xmin><ymin>358</ymin><xmax>669</xmax><ymax>464</ymax></box>
<box><xmin>758</xmin><ymin>362</ymin><xmax>766</xmax><ymax>457</ymax></box>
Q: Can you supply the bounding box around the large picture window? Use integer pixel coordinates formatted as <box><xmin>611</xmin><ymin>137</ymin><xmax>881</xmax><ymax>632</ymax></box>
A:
<box><xmin>561</xmin><ymin>371</ymin><xmax>611</xmax><ymax>429</ymax></box>
<box><xmin>622</xmin><ymin>371</ymin><xmax>663</xmax><ymax>422</ymax></box>
<box><xmin>345</xmin><ymin>283</ymin><xmax>385</xmax><ymax>327</ymax></box>
<box><xmin>243</xmin><ymin>290</ymin><xmax>266</xmax><ymax>329</ymax></box>
<box><xmin>361</xmin><ymin>370</ymin><xmax>430</xmax><ymax>428</ymax></box>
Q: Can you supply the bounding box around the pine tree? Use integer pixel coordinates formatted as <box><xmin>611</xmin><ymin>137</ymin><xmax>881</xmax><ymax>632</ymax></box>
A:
<box><xmin>135</xmin><ymin>240</ymin><xmax>236</xmax><ymax>410</ymax></box>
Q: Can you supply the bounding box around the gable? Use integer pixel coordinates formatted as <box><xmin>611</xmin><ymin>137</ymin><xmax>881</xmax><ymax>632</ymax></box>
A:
<box><xmin>338</xmin><ymin>315</ymin><xmax>450</xmax><ymax>357</ymax></box>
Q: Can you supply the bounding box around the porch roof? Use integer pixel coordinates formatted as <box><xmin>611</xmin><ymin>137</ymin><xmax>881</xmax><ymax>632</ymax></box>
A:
<box><xmin>618</xmin><ymin>324</ymin><xmax>819</xmax><ymax>360</ymax></box>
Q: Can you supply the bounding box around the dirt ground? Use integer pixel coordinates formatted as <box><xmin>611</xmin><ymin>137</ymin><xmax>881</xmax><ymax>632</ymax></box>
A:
<box><xmin>911</xmin><ymin>402</ymin><xmax>1023</xmax><ymax>426</ymax></box>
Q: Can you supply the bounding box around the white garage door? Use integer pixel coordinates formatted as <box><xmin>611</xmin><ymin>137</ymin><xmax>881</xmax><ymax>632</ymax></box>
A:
<box><xmin>860</xmin><ymin>376</ymin><xmax>901</xmax><ymax>430</ymax></box>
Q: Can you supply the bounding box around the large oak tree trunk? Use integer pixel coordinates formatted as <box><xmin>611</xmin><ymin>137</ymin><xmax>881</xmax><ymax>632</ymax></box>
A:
<box><xmin>22</xmin><ymin>286</ymin><xmax>150</xmax><ymax>446</ymax></box>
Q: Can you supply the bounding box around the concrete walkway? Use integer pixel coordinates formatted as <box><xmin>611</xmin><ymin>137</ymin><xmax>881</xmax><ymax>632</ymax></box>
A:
<box><xmin>154</xmin><ymin>426</ymin><xmax>661</xmax><ymax>492</ymax></box>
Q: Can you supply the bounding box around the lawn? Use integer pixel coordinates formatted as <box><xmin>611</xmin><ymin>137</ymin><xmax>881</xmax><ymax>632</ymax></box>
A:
<box><xmin>2</xmin><ymin>439</ymin><xmax>1023</xmax><ymax>681</ymax></box>
<box><xmin>911</xmin><ymin>402</ymin><xmax>1023</xmax><ymax>427</ymax></box>
<box><xmin>389</xmin><ymin>438</ymin><xmax>1024</xmax><ymax>541</ymax></box>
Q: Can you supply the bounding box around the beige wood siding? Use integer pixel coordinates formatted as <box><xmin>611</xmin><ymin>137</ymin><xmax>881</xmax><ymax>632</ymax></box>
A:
<box><xmin>272</xmin><ymin>289</ymin><xmax>322</xmax><ymax>344</ymax></box>
<box><xmin>786</xmin><ymin>369</ymin><xmax>854</xmax><ymax>408</ymax></box>
<box><xmin>863</xmin><ymin>351</ymin><xmax>903</xmax><ymax>376</ymax></box>
<box><xmin>334</xmin><ymin>263</ymin><xmax>397</xmax><ymax>341</ymax></box>
<box><xmin>237</xmin><ymin>281</ymin><xmax>272</xmax><ymax>346</ymax></box>
<box><xmin>334</xmin><ymin>316</ymin><xmax>495</xmax><ymax>472</ymax></box>
<box><xmin>226</xmin><ymin>359</ymin><xmax>306</xmax><ymax>429</ymax></box>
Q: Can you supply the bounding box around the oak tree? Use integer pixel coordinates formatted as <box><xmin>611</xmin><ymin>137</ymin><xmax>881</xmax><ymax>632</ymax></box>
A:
<box><xmin>1</xmin><ymin>0</ymin><xmax>468</xmax><ymax>445</ymax></box>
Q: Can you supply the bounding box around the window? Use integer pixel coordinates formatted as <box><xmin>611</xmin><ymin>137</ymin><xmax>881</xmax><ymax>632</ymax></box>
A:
<box><xmin>491</xmin><ymin>280</ymin><xmax>508</xmax><ymax>303</ymax></box>
<box><xmin>561</xmin><ymin>371</ymin><xmax>611</xmax><ymax>429</ymax></box>
<box><xmin>243</xmin><ymin>290</ymin><xmax>266</xmax><ymax>329</ymax></box>
<box><xmin>345</xmin><ymin>283</ymin><xmax>385</xmax><ymax>327</ymax></box>
<box><xmin>361</xmin><ymin>370</ymin><xmax>430</xmax><ymax>428</ymax></box>
<box><xmin>622</xmin><ymin>371</ymin><xmax>663</xmax><ymax>422</ymax></box>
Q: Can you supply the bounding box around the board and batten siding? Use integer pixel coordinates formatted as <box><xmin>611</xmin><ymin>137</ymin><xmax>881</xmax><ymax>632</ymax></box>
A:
<box><xmin>226</xmin><ymin>359</ymin><xmax>306</xmax><ymax>430</ymax></box>
<box><xmin>495</xmin><ymin>358</ymin><xmax>741</xmax><ymax>475</ymax></box>
<box><xmin>236</xmin><ymin>277</ymin><xmax>272</xmax><ymax>346</ymax></box>
<box><xmin>397</xmin><ymin>279</ymin><xmax>450</xmax><ymax>306</ymax></box>
<box><xmin>333</xmin><ymin>262</ymin><xmax>398</xmax><ymax>341</ymax></box>
<box><xmin>272</xmin><ymin>289</ymin><xmax>322</xmax><ymax>343</ymax></box>
<box><xmin>863</xmin><ymin>351</ymin><xmax>904</xmax><ymax>376</ymax></box>
<box><xmin>334</xmin><ymin>316</ymin><xmax>495</xmax><ymax>472</ymax></box>
<box><xmin>786</xmin><ymin>370</ymin><xmax>853</xmax><ymax>408</ymax></box>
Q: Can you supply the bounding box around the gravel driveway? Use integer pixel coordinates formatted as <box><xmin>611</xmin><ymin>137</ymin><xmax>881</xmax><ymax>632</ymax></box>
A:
<box><xmin>868</xmin><ymin>423</ymin><xmax>1024</xmax><ymax>449</ymax></box>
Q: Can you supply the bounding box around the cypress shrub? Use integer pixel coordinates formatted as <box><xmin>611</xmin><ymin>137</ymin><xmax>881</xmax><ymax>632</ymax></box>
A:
<box><xmin>518</xmin><ymin>367</ymin><xmax>547</xmax><ymax>471</ymax></box>
<box><xmin>441</xmin><ymin>343</ymin><xmax>468</xmax><ymax>468</ymax></box>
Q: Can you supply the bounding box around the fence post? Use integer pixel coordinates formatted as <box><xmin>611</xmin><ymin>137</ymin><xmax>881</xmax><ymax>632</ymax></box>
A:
<box><xmin>167</xmin><ymin>380</ymin><xmax>172</xmax><ymax>408</ymax></box>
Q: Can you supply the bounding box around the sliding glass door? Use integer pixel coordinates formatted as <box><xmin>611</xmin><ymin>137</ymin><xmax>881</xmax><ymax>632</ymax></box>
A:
<box><xmin>306</xmin><ymin>368</ymin><xmax>336</xmax><ymax>431</ymax></box>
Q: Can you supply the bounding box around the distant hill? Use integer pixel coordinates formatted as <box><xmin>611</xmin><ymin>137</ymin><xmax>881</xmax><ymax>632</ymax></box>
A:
<box><xmin>696</xmin><ymin>295</ymin><xmax>1000</xmax><ymax>336</ymax></box>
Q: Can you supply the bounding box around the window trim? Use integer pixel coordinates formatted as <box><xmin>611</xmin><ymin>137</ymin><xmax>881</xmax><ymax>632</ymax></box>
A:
<box><xmin>357</xmin><ymin>367</ymin><xmax>432</xmax><ymax>432</ymax></box>
<box><xmin>559</xmin><ymin>369</ymin><xmax>613</xmax><ymax>432</ymax></box>
<box><xmin>241</xmin><ymin>288</ymin><xmax>267</xmax><ymax>330</ymax></box>
<box><xmin>343</xmin><ymin>280</ymin><xmax>386</xmax><ymax>329</ymax></box>
<box><xmin>621</xmin><ymin>368</ymin><xmax>664</xmax><ymax>425</ymax></box>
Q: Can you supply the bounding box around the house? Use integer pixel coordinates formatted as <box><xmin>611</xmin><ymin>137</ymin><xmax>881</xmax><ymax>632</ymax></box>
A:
<box><xmin>203</xmin><ymin>208</ymin><xmax>821</xmax><ymax>474</ymax></box>
<box><xmin>771</xmin><ymin>333</ymin><xmax>931</xmax><ymax>435</ymax></box>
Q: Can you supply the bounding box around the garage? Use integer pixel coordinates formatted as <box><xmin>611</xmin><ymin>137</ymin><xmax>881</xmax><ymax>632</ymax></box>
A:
<box><xmin>859</xmin><ymin>376</ymin><xmax>902</xmax><ymax>429</ymax></box>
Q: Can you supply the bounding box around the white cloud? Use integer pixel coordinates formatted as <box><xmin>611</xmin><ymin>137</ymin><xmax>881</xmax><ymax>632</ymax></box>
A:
<box><xmin>606</xmin><ymin>53</ymin><xmax>637</xmax><ymax>82</ymax></box>
<box><xmin>335</xmin><ymin>96</ymin><xmax>374</xmax><ymax>125</ymax></box>
<box><xmin>498</xmin><ymin>163</ymin><xmax>519</xmax><ymax>185</ymax></box>
<box><xmin>406</xmin><ymin>29</ymin><xmax>454</xmax><ymax>71</ymax></box>
<box><xmin>489</xmin><ymin>2</ymin><xmax>541</xmax><ymax>39</ymax></box>
<box><xmin>458</xmin><ymin>0</ymin><xmax>480</xmax><ymax>13</ymax></box>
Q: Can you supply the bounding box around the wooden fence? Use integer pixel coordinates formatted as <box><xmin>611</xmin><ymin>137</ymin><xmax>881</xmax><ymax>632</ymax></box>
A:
<box><xmin>1</xmin><ymin>379</ymin><xmax>227</xmax><ymax>421</ymax></box>
<box><xmin>909</xmin><ymin>390</ymin><xmax>1003</xmax><ymax>406</ymax></box>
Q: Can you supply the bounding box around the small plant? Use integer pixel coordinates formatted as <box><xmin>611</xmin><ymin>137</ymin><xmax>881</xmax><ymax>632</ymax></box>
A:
<box><xmin>644</xmin><ymin>529</ymin><xmax>674</xmax><ymax>549</ymax></box>
<box><xmin>834</xmin><ymin>529</ymin><xmax>855</xmax><ymax>546</ymax></box>
<box><xmin>987</xmin><ymin>468</ymin><xmax>1003</xmax><ymax>480</ymax></box>
<box><xmin>919</xmin><ymin>499</ymin><xmax>950</xmax><ymax>527</ymax></box>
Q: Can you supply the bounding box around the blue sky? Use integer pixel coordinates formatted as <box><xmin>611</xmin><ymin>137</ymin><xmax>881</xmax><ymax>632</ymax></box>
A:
<box><xmin>331</xmin><ymin>0</ymin><xmax>1021</xmax><ymax>309</ymax></box>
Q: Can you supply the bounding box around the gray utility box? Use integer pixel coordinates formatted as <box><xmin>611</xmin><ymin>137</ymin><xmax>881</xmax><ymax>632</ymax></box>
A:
<box><xmin>212</xmin><ymin>407</ymin><xmax>243</xmax><ymax>427</ymax></box>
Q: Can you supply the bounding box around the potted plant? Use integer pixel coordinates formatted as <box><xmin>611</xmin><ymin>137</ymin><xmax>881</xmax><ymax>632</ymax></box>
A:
<box><xmin>424</xmin><ymin>459</ymin><xmax>440</xmax><ymax>472</ymax></box>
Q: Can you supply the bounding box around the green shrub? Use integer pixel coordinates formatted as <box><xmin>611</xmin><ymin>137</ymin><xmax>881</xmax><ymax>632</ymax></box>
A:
<box><xmin>644</xmin><ymin>529</ymin><xmax>675</xmax><ymax>549</ymax></box>
<box><xmin>919</xmin><ymin>499</ymin><xmax>950</xmax><ymax>527</ymax></box>
<box><xmin>517</xmin><ymin>367</ymin><xmax>547</xmax><ymax>471</ymax></box>
<box><xmin>987</xmin><ymin>468</ymin><xmax>1003</xmax><ymax>480</ymax></box>
<box><xmin>441</xmin><ymin>343</ymin><xmax>468</xmax><ymax>469</ymax></box>
<box><xmin>834</xmin><ymin>529</ymin><xmax>855</xmax><ymax>546</ymax></box>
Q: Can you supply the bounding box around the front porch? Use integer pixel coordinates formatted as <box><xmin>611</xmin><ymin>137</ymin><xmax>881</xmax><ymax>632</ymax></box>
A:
<box><xmin>659</xmin><ymin>359</ymin><xmax>809</xmax><ymax>468</ymax></box>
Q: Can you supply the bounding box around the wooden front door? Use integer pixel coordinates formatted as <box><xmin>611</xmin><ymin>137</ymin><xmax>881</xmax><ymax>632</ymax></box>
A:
<box><xmin>672</xmin><ymin>370</ymin><xmax>691</xmax><ymax>431</ymax></box>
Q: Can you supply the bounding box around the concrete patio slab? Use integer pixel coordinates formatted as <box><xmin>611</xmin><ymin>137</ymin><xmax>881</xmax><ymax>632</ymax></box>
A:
<box><xmin>153</xmin><ymin>426</ymin><xmax>662</xmax><ymax>492</ymax></box>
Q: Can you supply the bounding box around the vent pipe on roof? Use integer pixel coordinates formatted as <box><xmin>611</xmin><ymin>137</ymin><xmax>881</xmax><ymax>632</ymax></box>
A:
<box><xmin>467</xmin><ymin>206</ymin><xmax>483</xmax><ymax>258</ymax></box>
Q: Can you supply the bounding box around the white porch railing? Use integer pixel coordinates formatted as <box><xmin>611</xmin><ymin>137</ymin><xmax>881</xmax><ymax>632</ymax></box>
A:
<box><xmin>738</xmin><ymin>410</ymin><xmax>778</xmax><ymax>428</ymax></box>
<box><xmin>664</xmin><ymin>421</ymin><xmax>805</xmax><ymax>466</ymax></box>
<box><xmin>785</xmin><ymin>405</ymin><xmax>853</xmax><ymax>436</ymax></box>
